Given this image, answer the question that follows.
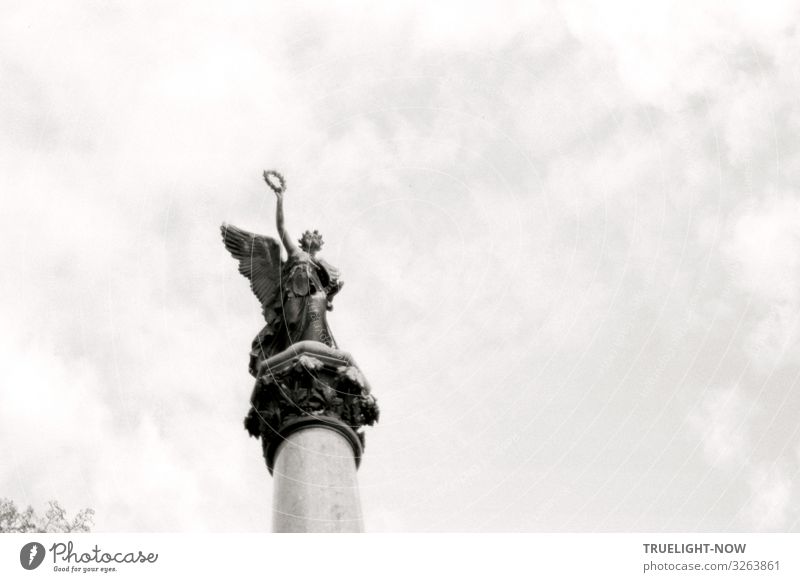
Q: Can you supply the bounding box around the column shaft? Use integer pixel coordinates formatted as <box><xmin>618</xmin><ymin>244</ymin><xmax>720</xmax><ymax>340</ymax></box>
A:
<box><xmin>272</xmin><ymin>426</ymin><xmax>364</xmax><ymax>532</ymax></box>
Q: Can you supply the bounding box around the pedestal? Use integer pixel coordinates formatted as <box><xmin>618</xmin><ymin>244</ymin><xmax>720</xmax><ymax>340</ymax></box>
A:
<box><xmin>244</xmin><ymin>341</ymin><xmax>379</xmax><ymax>533</ymax></box>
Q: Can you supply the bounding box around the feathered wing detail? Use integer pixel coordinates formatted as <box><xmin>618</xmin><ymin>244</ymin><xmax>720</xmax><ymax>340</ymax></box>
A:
<box><xmin>220</xmin><ymin>223</ymin><xmax>283</xmax><ymax>320</ymax></box>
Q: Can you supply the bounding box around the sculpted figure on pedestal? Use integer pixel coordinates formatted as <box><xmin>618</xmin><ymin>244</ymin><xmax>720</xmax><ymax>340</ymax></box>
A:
<box><xmin>221</xmin><ymin>171</ymin><xmax>378</xmax><ymax>471</ymax></box>
<box><xmin>221</xmin><ymin>171</ymin><xmax>343</xmax><ymax>376</ymax></box>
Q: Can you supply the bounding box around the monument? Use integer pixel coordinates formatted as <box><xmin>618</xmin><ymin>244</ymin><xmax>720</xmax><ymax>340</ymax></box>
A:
<box><xmin>221</xmin><ymin>171</ymin><xmax>379</xmax><ymax>532</ymax></box>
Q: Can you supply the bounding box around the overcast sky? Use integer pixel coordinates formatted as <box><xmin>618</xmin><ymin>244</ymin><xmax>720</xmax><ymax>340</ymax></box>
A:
<box><xmin>2</xmin><ymin>0</ymin><xmax>800</xmax><ymax>532</ymax></box>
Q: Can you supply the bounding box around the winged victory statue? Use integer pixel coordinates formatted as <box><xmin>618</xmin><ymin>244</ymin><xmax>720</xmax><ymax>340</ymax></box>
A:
<box><xmin>220</xmin><ymin>171</ymin><xmax>345</xmax><ymax>376</ymax></box>
<box><xmin>221</xmin><ymin>170</ymin><xmax>378</xmax><ymax>473</ymax></box>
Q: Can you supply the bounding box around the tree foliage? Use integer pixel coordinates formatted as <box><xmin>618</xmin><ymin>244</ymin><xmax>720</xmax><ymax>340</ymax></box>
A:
<box><xmin>0</xmin><ymin>498</ymin><xmax>94</xmax><ymax>533</ymax></box>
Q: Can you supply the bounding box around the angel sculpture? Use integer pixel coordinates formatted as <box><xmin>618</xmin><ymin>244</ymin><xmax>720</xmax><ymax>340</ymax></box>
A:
<box><xmin>221</xmin><ymin>171</ymin><xmax>344</xmax><ymax>376</ymax></box>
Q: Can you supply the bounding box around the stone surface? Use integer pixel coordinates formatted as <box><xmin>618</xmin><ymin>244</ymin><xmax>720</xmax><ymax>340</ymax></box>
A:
<box><xmin>272</xmin><ymin>426</ymin><xmax>364</xmax><ymax>533</ymax></box>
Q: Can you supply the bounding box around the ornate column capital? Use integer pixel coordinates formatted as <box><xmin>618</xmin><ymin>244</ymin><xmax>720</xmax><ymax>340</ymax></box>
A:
<box><xmin>244</xmin><ymin>341</ymin><xmax>380</xmax><ymax>474</ymax></box>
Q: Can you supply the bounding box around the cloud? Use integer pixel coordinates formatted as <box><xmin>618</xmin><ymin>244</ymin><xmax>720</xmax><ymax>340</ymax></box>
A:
<box><xmin>689</xmin><ymin>386</ymin><xmax>754</xmax><ymax>467</ymax></box>
<box><xmin>560</xmin><ymin>0</ymin><xmax>799</xmax><ymax>108</ymax></box>
<box><xmin>722</xmin><ymin>196</ymin><xmax>800</xmax><ymax>371</ymax></box>
<box><xmin>726</xmin><ymin>196</ymin><xmax>800</xmax><ymax>304</ymax></box>
<box><xmin>745</xmin><ymin>465</ymin><xmax>793</xmax><ymax>531</ymax></box>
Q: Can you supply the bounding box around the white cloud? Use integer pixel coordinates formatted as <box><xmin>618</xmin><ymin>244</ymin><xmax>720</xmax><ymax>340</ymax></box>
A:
<box><xmin>560</xmin><ymin>0</ymin><xmax>798</xmax><ymax>109</ymax></box>
<box><xmin>689</xmin><ymin>386</ymin><xmax>753</xmax><ymax>467</ymax></box>
<box><xmin>726</xmin><ymin>196</ymin><xmax>800</xmax><ymax>304</ymax></box>
<box><xmin>722</xmin><ymin>196</ymin><xmax>800</xmax><ymax>371</ymax></box>
<box><xmin>745</xmin><ymin>465</ymin><xmax>793</xmax><ymax>530</ymax></box>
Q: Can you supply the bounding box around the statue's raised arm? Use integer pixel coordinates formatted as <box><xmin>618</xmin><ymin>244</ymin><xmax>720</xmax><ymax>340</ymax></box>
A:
<box><xmin>264</xmin><ymin>171</ymin><xmax>300</xmax><ymax>258</ymax></box>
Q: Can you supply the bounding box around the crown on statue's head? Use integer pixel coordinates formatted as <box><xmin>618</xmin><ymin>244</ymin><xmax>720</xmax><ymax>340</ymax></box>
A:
<box><xmin>299</xmin><ymin>229</ymin><xmax>324</xmax><ymax>252</ymax></box>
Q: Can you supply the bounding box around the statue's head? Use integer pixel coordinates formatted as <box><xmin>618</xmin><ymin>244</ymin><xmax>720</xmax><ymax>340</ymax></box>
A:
<box><xmin>299</xmin><ymin>229</ymin><xmax>324</xmax><ymax>255</ymax></box>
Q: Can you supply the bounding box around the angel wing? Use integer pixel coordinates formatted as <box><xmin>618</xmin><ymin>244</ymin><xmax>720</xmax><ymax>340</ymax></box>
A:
<box><xmin>220</xmin><ymin>223</ymin><xmax>283</xmax><ymax>319</ymax></box>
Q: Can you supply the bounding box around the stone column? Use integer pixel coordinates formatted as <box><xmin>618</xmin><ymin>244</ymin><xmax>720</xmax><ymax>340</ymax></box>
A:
<box><xmin>244</xmin><ymin>341</ymin><xmax>379</xmax><ymax>533</ymax></box>
<box><xmin>272</xmin><ymin>419</ymin><xmax>363</xmax><ymax>532</ymax></box>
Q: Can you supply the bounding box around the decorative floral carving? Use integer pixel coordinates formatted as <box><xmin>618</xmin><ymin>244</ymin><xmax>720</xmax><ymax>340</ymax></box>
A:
<box><xmin>245</xmin><ymin>351</ymin><xmax>379</xmax><ymax>470</ymax></box>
